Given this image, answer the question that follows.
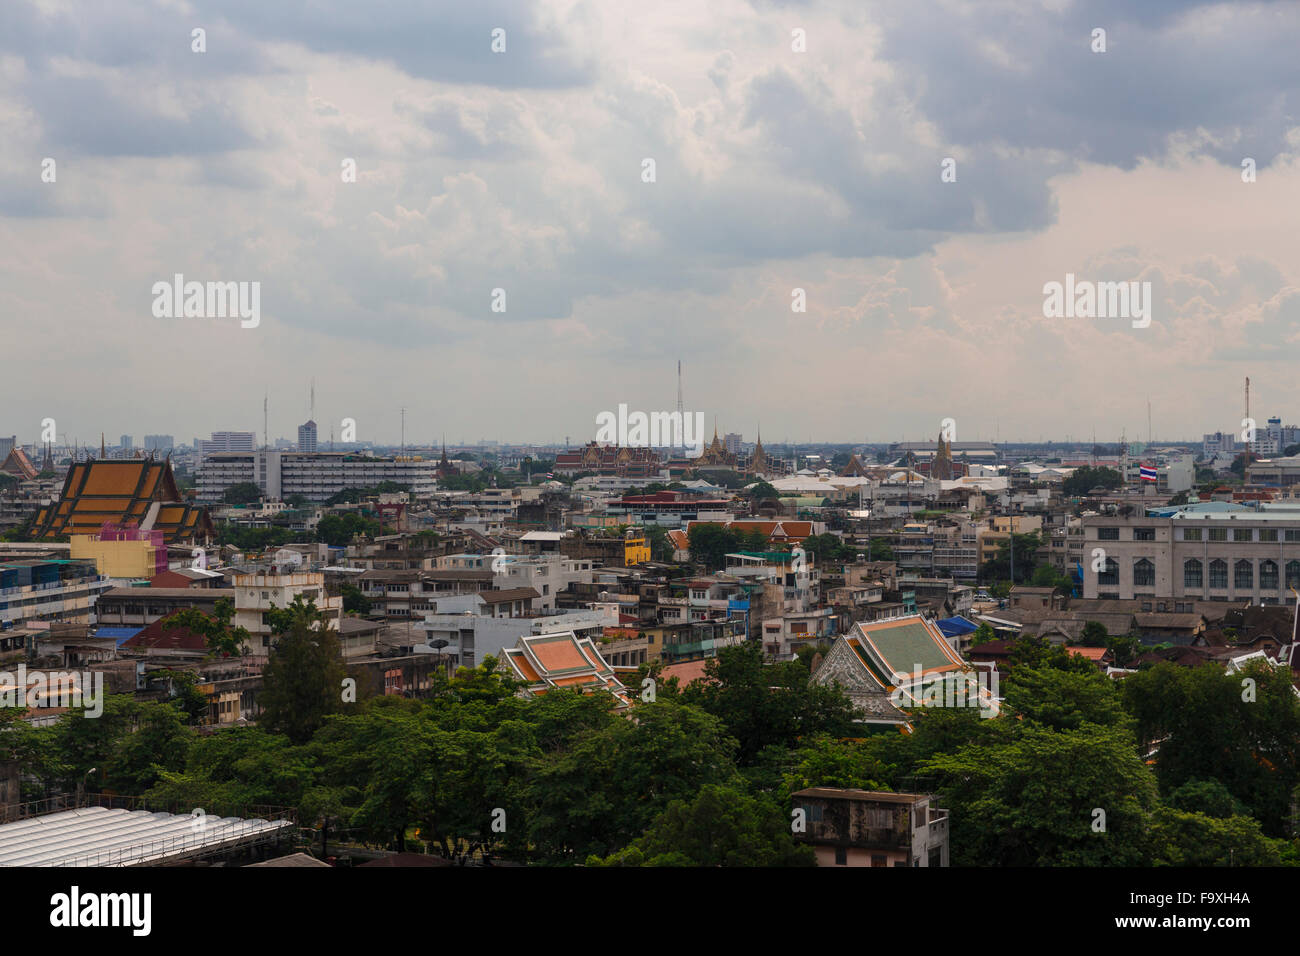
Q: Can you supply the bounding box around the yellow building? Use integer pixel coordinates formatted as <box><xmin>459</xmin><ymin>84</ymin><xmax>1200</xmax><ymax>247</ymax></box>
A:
<box><xmin>70</xmin><ymin>527</ymin><xmax>165</xmax><ymax>579</ymax></box>
<box><xmin>623</xmin><ymin>534</ymin><xmax>651</xmax><ymax>566</ymax></box>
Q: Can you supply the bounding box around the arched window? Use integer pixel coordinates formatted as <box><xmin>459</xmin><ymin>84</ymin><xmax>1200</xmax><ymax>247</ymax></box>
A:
<box><xmin>1098</xmin><ymin>557</ymin><xmax>1119</xmax><ymax>586</ymax></box>
<box><xmin>1235</xmin><ymin>559</ymin><xmax>1254</xmax><ymax>590</ymax></box>
<box><xmin>1133</xmin><ymin>558</ymin><xmax>1155</xmax><ymax>587</ymax></box>
<box><xmin>1184</xmin><ymin>558</ymin><xmax>1202</xmax><ymax>589</ymax></box>
<box><xmin>1261</xmin><ymin>560</ymin><xmax>1279</xmax><ymax>590</ymax></box>
<box><xmin>1209</xmin><ymin>559</ymin><xmax>1228</xmax><ymax>589</ymax></box>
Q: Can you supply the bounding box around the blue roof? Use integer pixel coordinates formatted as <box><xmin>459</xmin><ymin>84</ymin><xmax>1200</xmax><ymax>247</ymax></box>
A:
<box><xmin>936</xmin><ymin>616</ymin><xmax>979</xmax><ymax>637</ymax></box>
<box><xmin>94</xmin><ymin>626</ymin><xmax>145</xmax><ymax>646</ymax></box>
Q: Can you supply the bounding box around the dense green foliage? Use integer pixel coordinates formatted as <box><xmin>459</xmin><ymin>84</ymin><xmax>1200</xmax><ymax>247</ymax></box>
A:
<box><xmin>9</xmin><ymin>625</ymin><xmax>1300</xmax><ymax>866</ymax></box>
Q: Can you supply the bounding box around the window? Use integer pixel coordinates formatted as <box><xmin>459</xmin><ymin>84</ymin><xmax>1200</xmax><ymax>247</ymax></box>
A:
<box><xmin>1287</xmin><ymin>530</ymin><xmax>1300</xmax><ymax>542</ymax></box>
<box><xmin>1261</xmin><ymin>529</ymin><xmax>1279</xmax><ymax>542</ymax></box>
<box><xmin>835</xmin><ymin>847</ymin><xmax>848</xmax><ymax>866</ymax></box>
<box><xmin>1132</xmin><ymin>558</ymin><xmax>1155</xmax><ymax>587</ymax></box>
<box><xmin>1182</xmin><ymin>527</ymin><xmax>1202</xmax><ymax>541</ymax></box>
<box><xmin>1235</xmin><ymin>559</ymin><xmax>1254</xmax><ymax>590</ymax></box>
<box><xmin>1098</xmin><ymin>558</ymin><xmax>1119</xmax><ymax>586</ymax></box>
<box><xmin>1184</xmin><ymin>559</ymin><xmax>1203</xmax><ymax>589</ymax></box>
<box><xmin>1098</xmin><ymin>527</ymin><xmax>1119</xmax><ymax>541</ymax></box>
<box><xmin>1134</xmin><ymin>528</ymin><xmax>1156</xmax><ymax>541</ymax></box>
<box><xmin>1288</xmin><ymin>561</ymin><xmax>1300</xmax><ymax>589</ymax></box>
<box><xmin>871</xmin><ymin>855</ymin><xmax>887</xmax><ymax>868</ymax></box>
<box><xmin>1261</xmin><ymin>560</ymin><xmax>1279</xmax><ymax>590</ymax></box>
<box><xmin>1234</xmin><ymin>528</ymin><xmax>1253</xmax><ymax>542</ymax></box>
<box><xmin>1208</xmin><ymin>528</ymin><xmax>1227</xmax><ymax>541</ymax></box>
<box><xmin>1209</xmin><ymin>559</ymin><xmax>1228</xmax><ymax>589</ymax></box>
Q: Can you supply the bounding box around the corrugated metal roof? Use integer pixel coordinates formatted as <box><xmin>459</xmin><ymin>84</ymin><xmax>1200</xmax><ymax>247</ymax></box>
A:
<box><xmin>0</xmin><ymin>806</ymin><xmax>291</xmax><ymax>867</ymax></box>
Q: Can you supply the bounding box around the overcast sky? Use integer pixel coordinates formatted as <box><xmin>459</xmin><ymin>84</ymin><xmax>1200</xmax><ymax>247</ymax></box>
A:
<box><xmin>3</xmin><ymin>0</ymin><xmax>1300</xmax><ymax>448</ymax></box>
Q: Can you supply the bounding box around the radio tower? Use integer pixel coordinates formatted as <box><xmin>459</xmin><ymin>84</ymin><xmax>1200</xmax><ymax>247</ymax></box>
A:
<box><xmin>676</xmin><ymin>359</ymin><xmax>685</xmax><ymax>451</ymax></box>
<box><xmin>263</xmin><ymin>392</ymin><xmax>269</xmax><ymax>451</ymax></box>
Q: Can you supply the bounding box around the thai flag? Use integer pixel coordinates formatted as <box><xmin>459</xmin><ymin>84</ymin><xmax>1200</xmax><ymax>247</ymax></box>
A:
<box><xmin>1139</xmin><ymin>465</ymin><xmax>1158</xmax><ymax>482</ymax></box>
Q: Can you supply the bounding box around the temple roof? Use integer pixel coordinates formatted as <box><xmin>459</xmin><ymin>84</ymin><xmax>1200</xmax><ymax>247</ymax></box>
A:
<box><xmin>500</xmin><ymin>631</ymin><xmax>630</xmax><ymax>708</ymax></box>
<box><xmin>31</xmin><ymin>458</ymin><xmax>212</xmax><ymax>544</ymax></box>
<box><xmin>0</xmin><ymin>447</ymin><xmax>37</xmax><ymax>481</ymax></box>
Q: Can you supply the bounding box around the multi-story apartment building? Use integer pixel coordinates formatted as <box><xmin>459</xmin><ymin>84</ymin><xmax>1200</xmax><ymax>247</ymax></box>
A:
<box><xmin>436</xmin><ymin>552</ymin><xmax>596</xmax><ymax>611</ymax></box>
<box><xmin>931</xmin><ymin>523</ymin><xmax>979</xmax><ymax>579</ymax></box>
<box><xmin>143</xmin><ymin>435</ymin><xmax>174</xmax><ymax>453</ymax></box>
<box><xmin>198</xmin><ymin>431</ymin><xmax>256</xmax><ymax>457</ymax></box>
<box><xmin>196</xmin><ymin>451</ymin><xmax>438</xmax><ymax>502</ymax></box>
<box><xmin>297</xmin><ymin>420</ymin><xmax>318</xmax><ymax>454</ymax></box>
<box><xmin>0</xmin><ymin>558</ymin><xmax>111</xmax><ymax>628</ymax></box>
<box><xmin>232</xmin><ymin>571</ymin><xmax>342</xmax><ymax>653</ymax></box>
<box><xmin>1202</xmin><ymin>431</ymin><xmax>1238</xmax><ymax>458</ymax></box>
<box><xmin>1081</xmin><ymin>509</ymin><xmax>1300</xmax><ymax>604</ymax></box>
<box><xmin>420</xmin><ymin>605</ymin><xmax>617</xmax><ymax>669</ymax></box>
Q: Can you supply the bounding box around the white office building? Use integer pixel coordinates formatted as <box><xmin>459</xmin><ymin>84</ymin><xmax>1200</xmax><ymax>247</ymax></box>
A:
<box><xmin>197</xmin><ymin>451</ymin><xmax>438</xmax><ymax>502</ymax></box>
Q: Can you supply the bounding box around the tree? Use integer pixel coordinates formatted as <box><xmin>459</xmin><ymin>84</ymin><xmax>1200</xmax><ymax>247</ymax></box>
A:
<box><xmin>315</xmin><ymin>512</ymin><xmax>379</xmax><ymax>547</ymax></box>
<box><xmin>749</xmin><ymin>481</ymin><xmax>779</xmax><ymax>502</ymax></box>
<box><xmin>222</xmin><ymin>481</ymin><xmax>263</xmax><ymax>505</ymax></box>
<box><xmin>524</xmin><ymin>699</ymin><xmax>740</xmax><ymax>862</ymax></box>
<box><xmin>341</xmin><ymin>583</ymin><xmax>371</xmax><ymax>614</ymax></box>
<box><xmin>920</xmin><ymin>722</ymin><xmax>1159</xmax><ymax>866</ymax></box>
<box><xmin>1030</xmin><ymin>563</ymin><xmax>1073</xmax><ymax>593</ymax></box>
<box><xmin>1122</xmin><ymin>660</ymin><xmax>1300</xmax><ymax>834</ymax></box>
<box><xmin>865</xmin><ymin>538</ymin><xmax>893</xmax><ymax>561</ymax></box>
<box><xmin>979</xmin><ymin>532</ymin><xmax>1042</xmax><ymax>585</ymax></box>
<box><xmin>1001</xmin><ymin>665</ymin><xmax>1129</xmax><ymax>732</ymax></box>
<box><xmin>591</xmin><ymin>785</ymin><xmax>814</xmax><ymax>866</ymax></box>
<box><xmin>682</xmin><ymin>642</ymin><xmax>858</xmax><ymax>766</ymax></box>
<box><xmin>970</xmin><ymin>622</ymin><xmax>997</xmax><ymax>646</ymax></box>
<box><xmin>259</xmin><ymin>596</ymin><xmax>349</xmax><ymax>744</ymax></box>
<box><xmin>687</xmin><ymin>523</ymin><xmax>738</xmax><ymax>570</ymax></box>
<box><xmin>1106</xmin><ymin>633</ymin><xmax>1141</xmax><ymax>668</ymax></box>
<box><xmin>1062</xmin><ymin>467</ymin><xmax>1123</xmax><ymax>497</ymax></box>
<box><xmin>1079</xmin><ymin>620</ymin><xmax>1108</xmax><ymax>647</ymax></box>
<box><xmin>1148</xmin><ymin>807</ymin><xmax>1285</xmax><ymax>866</ymax></box>
<box><xmin>164</xmin><ymin>598</ymin><xmax>250</xmax><ymax>658</ymax></box>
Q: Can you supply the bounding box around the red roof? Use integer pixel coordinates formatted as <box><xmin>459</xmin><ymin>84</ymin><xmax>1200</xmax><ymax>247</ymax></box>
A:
<box><xmin>121</xmin><ymin>615</ymin><xmax>209</xmax><ymax>652</ymax></box>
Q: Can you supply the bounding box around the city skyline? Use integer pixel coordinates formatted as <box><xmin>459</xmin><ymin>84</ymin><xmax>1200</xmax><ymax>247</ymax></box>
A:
<box><xmin>4</xmin><ymin>2</ymin><xmax>1300</xmax><ymax>441</ymax></box>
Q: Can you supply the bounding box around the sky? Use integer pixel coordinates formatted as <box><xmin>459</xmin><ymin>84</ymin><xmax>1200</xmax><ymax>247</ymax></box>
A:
<box><xmin>3</xmin><ymin>0</ymin><xmax>1300</xmax><ymax>448</ymax></box>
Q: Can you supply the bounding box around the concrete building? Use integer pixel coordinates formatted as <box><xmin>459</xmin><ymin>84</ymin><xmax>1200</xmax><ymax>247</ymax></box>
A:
<box><xmin>196</xmin><ymin>451</ymin><xmax>438</xmax><ymax>503</ymax></box>
<box><xmin>297</xmin><ymin>420</ymin><xmax>318</xmax><ymax>454</ymax></box>
<box><xmin>0</xmin><ymin>558</ymin><xmax>111</xmax><ymax>628</ymax></box>
<box><xmin>231</xmin><ymin>571</ymin><xmax>342</xmax><ymax>654</ymax></box>
<box><xmin>70</xmin><ymin>523</ymin><xmax>168</xmax><ymax>580</ymax></box>
<box><xmin>198</xmin><ymin>431</ymin><xmax>256</xmax><ymax>456</ymax></box>
<box><xmin>143</xmin><ymin>435</ymin><xmax>174</xmax><ymax>453</ymax></box>
<box><xmin>420</xmin><ymin>604</ymin><xmax>617</xmax><ymax>669</ymax></box>
<box><xmin>1081</xmin><ymin>509</ymin><xmax>1300</xmax><ymax>604</ymax></box>
<box><xmin>1247</xmin><ymin>455</ymin><xmax>1300</xmax><ymax>487</ymax></box>
<box><xmin>791</xmin><ymin>788</ymin><xmax>949</xmax><ymax>867</ymax></box>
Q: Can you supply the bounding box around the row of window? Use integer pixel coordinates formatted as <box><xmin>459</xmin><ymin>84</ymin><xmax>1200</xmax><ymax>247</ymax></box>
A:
<box><xmin>1097</xmin><ymin>526</ymin><xmax>1300</xmax><ymax>543</ymax></box>
<box><xmin>1096</xmin><ymin>557</ymin><xmax>1300</xmax><ymax>590</ymax></box>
